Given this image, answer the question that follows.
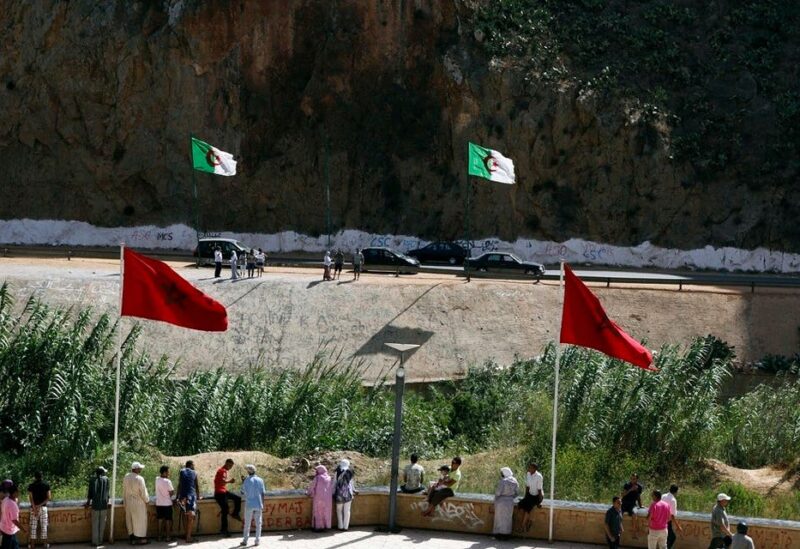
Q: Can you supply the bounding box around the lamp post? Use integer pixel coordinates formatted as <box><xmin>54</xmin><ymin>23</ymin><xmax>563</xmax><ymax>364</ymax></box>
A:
<box><xmin>384</xmin><ymin>342</ymin><xmax>420</xmax><ymax>532</ymax></box>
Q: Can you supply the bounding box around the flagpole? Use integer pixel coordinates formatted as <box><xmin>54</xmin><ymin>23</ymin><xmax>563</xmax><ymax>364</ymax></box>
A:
<box><xmin>109</xmin><ymin>243</ymin><xmax>125</xmax><ymax>543</ymax></box>
<box><xmin>548</xmin><ymin>261</ymin><xmax>565</xmax><ymax>542</ymax></box>
<box><xmin>190</xmin><ymin>134</ymin><xmax>200</xmax><ymax>266</ymax></box>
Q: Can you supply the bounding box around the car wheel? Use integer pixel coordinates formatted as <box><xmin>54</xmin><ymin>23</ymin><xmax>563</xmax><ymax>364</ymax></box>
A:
<box><xmin>448</xmin><ymin>257</ymin><xmax>457</xmax><ymax>265</ymax></box>
<box><xmin>478</xmin><ymin>267</ymin><xmax>488</xmax><ymax>273</ymax></box>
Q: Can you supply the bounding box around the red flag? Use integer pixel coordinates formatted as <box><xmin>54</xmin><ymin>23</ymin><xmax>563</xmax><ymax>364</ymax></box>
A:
<box><xmin>121</xmin><ymin>247</ymin><xmax>228</xmax><ymax>332</ymax></box>
<box><xmin>560</xmin><ymin>265</ymin><xmax>655</xmax><ymax>371</ymax></box>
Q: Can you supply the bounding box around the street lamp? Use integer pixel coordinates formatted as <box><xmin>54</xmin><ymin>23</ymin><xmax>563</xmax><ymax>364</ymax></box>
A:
<box><xmin>384</xmin><ymin>342</ymin><xmax>420</xmax><ymax>532</ymax></box>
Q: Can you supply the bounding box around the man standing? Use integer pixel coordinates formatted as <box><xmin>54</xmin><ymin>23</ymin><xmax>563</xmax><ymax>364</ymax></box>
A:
<box><xmin>323</xmin><ymin>251</ymin><xmax>333</xmax><ymax>281</ymax></box>
<box><xmin>230</xmin><ymin>249</ymin><xmax>239</xmax><ymax>280</ymax></box>
<box><xmin>27</xmin><ymin>472</ymin><xmax>51</xmax><ymax>549</ymax></box>
<box><xmin>177</xmin><ymin>461</ymin><xmax>201</xmax><ymax>543</ymax></box>
<box><xmin>400</xmin><ymin>454</ymin><xmax>425</xmax><ymax>494</ymax></box>
<box><xmin>334</xmin><ymin>249</ymin><xmax>345</xmax><ymax>280</ymax></box>
<box><xmin>730</xmin><ymin>522</ymin><xmax>755</xmax><ymax>549</ymax></box>
<box><xmin>155</xmin><ymin>466</ymin><xmax>175</xmax><ymax>542</ymax></box>
<box><xmin>422</xmin><ymin>456</ymin><xmax>462</xmax><ymax>517</ymax></box>
<box><xmin>214</xmin><ymin>458</ymin><xmax>242</xmax><ymax>536</ymax></box>
<box><xmin>661</xmin><ymin>484</ymin><xmax>684</xmax><ymax>549</ymax></box>
<box><xmin>122</xmin><ymin>462</ymin><xmax>149</xmax><ymax>545</ymax></box>
<box><xmin>621</xmin><ymin>473</ymin><xmax>644</xmax><ymax>516</ymax></box>
<box><xmin>710</xmin><ymin>493</ymin><xmax>733</xmax><ymax>548</ymax></box>
<box><xmin>84</xmin><ymin>467</ymin><xmax>110</xmax><ymax>548</ymax></box>
<box><xmin>646</xmin><ymin>490</ymin><xmax>672</xmax><ymax>549</ymax></box>
<box><xmin>1</xmin><ymin>485</ymin><xmax>25</xmax><ymax>549</ymax></box>
<box><xmin>214</xmin><ymin>246</ymin><xmax>223</xmax><ymax>278</ymax></box>
<box><xmin>604</xmin><ymin>496</ymin><xmax>624</xmax><ymax>549</ymax></box>
<box><xmin>518</xmin><ymin>462</ymin><xmax>544</xmax><ymax>532</ymax></box>
<box><xmin>239</xmin><ymin>465</ymin><xmax>266</xmax><ymax>547</ymax></box>
<box><xmin>353</xmin><ymin>249</ymin><xmax>363</xmax><ymax>280</ymax></box>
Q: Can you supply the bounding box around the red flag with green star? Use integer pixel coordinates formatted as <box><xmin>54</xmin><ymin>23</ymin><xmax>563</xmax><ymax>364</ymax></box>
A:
<box><xmin>121</xmin><ymin>247</ymin><xmax>228</xmax><ymax>331</ymax></box>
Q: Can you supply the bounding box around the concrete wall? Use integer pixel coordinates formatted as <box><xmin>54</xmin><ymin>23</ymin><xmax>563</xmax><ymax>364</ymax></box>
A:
<box><xmin>15</xmin><ymin>490</ymin><xmax>799</xmax><ymax>548</ymax></box>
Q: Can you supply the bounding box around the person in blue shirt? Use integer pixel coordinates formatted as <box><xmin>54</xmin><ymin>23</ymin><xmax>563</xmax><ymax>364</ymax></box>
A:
<box><xmin>239</xmin><ymin>465</ymin><xmax>266</xmax><ymax>547</ymax></box>
<box><xmin>177</xmin><ymin>461</ymin><xmax>200</xmax><ymax>543</ymax></box>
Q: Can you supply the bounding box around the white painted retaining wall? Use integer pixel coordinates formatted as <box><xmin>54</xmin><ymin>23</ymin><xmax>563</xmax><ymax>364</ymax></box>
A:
<box><xmin>2</xmin><ymin>218</ymin><xmax>800</xmax><ymax>273</ymax></box>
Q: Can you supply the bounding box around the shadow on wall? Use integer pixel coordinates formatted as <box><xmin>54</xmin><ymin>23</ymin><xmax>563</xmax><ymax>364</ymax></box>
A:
<box><xmin>353</xmin><ymin>325</ymin><xmax>434</xmax><ymax>358</ymax></box>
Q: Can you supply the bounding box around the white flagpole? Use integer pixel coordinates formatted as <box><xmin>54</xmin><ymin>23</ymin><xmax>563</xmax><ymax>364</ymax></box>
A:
<box><xmin>548</xmin><ymin>261</ymin><xmax>565</xmax><ymax>542</ymax></box>
<box><xmin>109</xmin><ymin>243</ymin><xmax>125</xmax><ymax>543</ymax></box>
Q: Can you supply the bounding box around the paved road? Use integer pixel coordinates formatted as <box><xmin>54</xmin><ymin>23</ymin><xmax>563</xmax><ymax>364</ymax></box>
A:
<box><xmin>65</xmin><ymin>528</ymin><xmax>598</xmax><ymax>549</ymax></box>
<box><xmin>3</xmin><ymin>245</ymin><xmax>799</xmax><ymax>288</ymax></box>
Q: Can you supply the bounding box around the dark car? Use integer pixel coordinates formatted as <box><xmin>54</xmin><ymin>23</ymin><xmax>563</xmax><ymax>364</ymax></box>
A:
<box><xmin>467</xmin><ymin>252</ymin><xmax>545</xmax><ymax>279</ymax></box>
<box><xmin>407</xmin><ymin>241</ymin><xmax>468</xmax><ymax>265</ymax></box>
<box><xmin>361</xmin><ymin>247</ymin><xmax>421</xmax><ymax>274</ymax></box>
<box><xmin>193</xmin><ymin>238</ymin><xmax>252</xmax><ymax>266</ymax></box>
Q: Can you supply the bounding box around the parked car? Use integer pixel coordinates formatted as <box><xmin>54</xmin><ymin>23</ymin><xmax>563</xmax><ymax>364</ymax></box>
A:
<box><xmin>193</xmin><ymin>238</ymin><xmax>252</xmax><ymax>266</ymax></box>
<box><xmin>467</xmin><ymin>252</ymin><xmax>545</xmax><ymax>279</ymax></box>
<box><xmin>361</xmin><ymin>247</ymin><xmax>421</xmax><ymax>274</ymax></box>
<box><xmin>406</xmin><ymin>241</ymin><xmax>468</xmax><ymax>265</ymax></box>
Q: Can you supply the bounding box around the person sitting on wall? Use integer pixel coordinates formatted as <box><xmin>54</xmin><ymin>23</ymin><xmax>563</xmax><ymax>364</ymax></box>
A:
<box><xmin>422</xmin><ymin>456</ymin><xmax>462</xmax><ymax>517</ymax></box>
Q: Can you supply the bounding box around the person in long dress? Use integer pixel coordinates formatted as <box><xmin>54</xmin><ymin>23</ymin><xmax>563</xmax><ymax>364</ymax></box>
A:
<box><xmin>493</xmin><ymin>467</ymin><xmax>519</xmax><ymax>540</ymax></box>
<box><xmin>123</xmin><ymin>462</ymin><xmax>150</xmax><ymax>544</ymax></box>
<box><xmin>307</xmin><ymin>465</ymin><xmax>333</xmax><ymax>532</ymax></box>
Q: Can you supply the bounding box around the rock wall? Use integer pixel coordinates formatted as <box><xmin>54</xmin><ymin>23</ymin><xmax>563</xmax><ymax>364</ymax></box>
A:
<box><xmin>1</xmin><ymin>1</ymin><xmax>799</xmax><ymax>252</ymax></box>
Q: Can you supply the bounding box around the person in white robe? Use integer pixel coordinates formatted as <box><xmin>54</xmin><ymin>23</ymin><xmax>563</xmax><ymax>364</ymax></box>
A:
<box><xmin>123</xmin><ymin>462</ymin><xmax>150</xmax><ymax>544</ymax></box>
<box><xmin>493</xmin><ymin>467</ymin><xmax>519</xmax><ymax>539</ymax></box>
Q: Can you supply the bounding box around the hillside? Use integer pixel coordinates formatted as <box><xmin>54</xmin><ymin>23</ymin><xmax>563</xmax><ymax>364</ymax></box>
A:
<box><xmin>1</xmin><ymin>1</ymin><xmax>799</xmax><ymax>251</ymax></box>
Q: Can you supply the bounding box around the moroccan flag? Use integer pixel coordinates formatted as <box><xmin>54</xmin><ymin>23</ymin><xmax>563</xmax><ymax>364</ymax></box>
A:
<box><xmin>121</xmin><ymin>248</ymin><xmax>228</xmax><ymax>332</ymax></box>
<box><xmin>191</xmin><ymin>137</ymin><xmax>237</xmax><ymax>176</ymax></box>
<box><xmin>560</xmin><ymin>265</ymin><xmax>655</xmax><ymax>371</ymax></box>
<box><xmin>467</xmin><ymin>142</ymin><xmax>516</xmax><ymax>184</ymax></box>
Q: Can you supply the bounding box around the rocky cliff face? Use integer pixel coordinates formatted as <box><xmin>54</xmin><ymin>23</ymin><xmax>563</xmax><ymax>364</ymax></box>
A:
<box><xmin>1</xmin><ymin>0</ymin><xmax>798</xmax><ymax>251</ymax></box>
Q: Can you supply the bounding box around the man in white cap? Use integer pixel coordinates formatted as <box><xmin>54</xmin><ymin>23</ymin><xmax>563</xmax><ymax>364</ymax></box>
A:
<box><xmin>123</xmin><ymin>462</ymin><xmax>150</xmax><ymax>545</ymax></box>
<box><xmin>240</xmin><ymin>465</ymin><xmax>266</xmax><ymax>547</ymax></box>
<box><xmin>709</xmin><ymin>493</ymin><xmax>732</xmax><ymax>548</ymax></box>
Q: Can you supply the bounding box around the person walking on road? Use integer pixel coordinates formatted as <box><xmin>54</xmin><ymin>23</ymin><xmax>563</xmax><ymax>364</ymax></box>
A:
<box><xmin>334</xmin><ymin>249</ymin><xmax>345</xmax><ymax>280</ymax></box>
<box><xmin>239</xmin><ymin>465</ymin><xmax>266</xmax><ymax>547</ymax></box>
<box><xmin>352</xmin><ymin>249</ymin><xmax>363</xmax><ymax>280</ymax></box>
<box><xmin>492</xmin><ymin>467</ymin><xmax>519</xmax><ymax>540</ymax></box>
<box><xmin>214</xmin><ymin>458</ymin><xmax>242</xmax><ymax>536</ymax></box>
<box><xmin>646</xmin><ymin>490</ymin><xmax>672</xmax><ymax>549</ymax></box>
<box><xmin>709</xmin><ymin>493</ymin><xmax>733</xmax><ymax>548</ymax></box>
<box><xmin>604</xmin><ymin>496</ymin><xmax>624</xmax><ymax>549</ymax></box>
<box><xmin>84</xmin><ymin>467</ymin><xmax>110</xmax><ymax>548</ymax></box>
<box><xmin>661</xmin><ymin>484</ymin><xmax>684</xmax><ymax>549</ymax></box>
<box><xmin>214</xmin><ymin>246</ymin><xmax>223</xmax><ymax>278</ymax></box>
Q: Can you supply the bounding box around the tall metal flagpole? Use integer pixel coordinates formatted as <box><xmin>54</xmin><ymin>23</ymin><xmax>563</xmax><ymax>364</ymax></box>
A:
<box><xmin>548</xmin><ymin>261</ymin><xmax>565</xmax><ymax>542</ymax></box>
<box><xmin>190</xmin><ymin>135</ymin><xmax>201</xmax><ymax>266</ymax></box>
<box><xmin>109</xmin><ymin>243</ymin><xmax>125</xmax><ymax>543</ymax></box>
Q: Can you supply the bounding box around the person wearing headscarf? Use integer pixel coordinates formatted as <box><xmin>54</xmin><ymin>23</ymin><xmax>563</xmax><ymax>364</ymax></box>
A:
<box><xmin>333</xmin><ymin>459</ymin><xmax>356</xmax><ymax>531</ymax></box>
<box><xmin>123</xmin><ymin>462</ymin><xmax>149</xmax><ymax>544</ymax></box>
<box><xmin>307</xmin><ymin>465</ymin><xmax>333</xmax><ymax>531</ymax></box>
<box><xmin>493</xmin><ymin>467</ymin><xmax>519</xmax><ymax>540</ymax></box>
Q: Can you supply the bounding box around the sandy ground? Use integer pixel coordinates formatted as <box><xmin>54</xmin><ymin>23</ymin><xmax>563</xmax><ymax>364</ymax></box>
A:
<box><xmin>2</xmin><ymin>256</ymin><xmax>800</xmax><ymax>381</ymax></box>
<box><xmin>705</xmin><ymin>459</ymin><xmax>800</xmax><ymax>495</ymax></box>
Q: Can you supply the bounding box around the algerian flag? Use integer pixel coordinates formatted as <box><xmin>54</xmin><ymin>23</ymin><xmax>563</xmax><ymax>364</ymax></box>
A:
<box><xmin>191</xmin><ymin>137</ymin><xmax>237</xmax><ymax>176</ymax></box>
<box><xmin>467</xmin><ymin>142</ymin><xmax>515</xmax><ymax>184</ymax></box>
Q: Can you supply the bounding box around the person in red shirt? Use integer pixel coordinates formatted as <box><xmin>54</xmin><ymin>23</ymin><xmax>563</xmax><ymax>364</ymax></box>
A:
<box><xmin>646</xmin><ymin>490</ymin><xmax>673</xmax><ymax>549</ymax></box>
<box><xmin>213</xmin><ymin>459</ymin><xmax>242</xmax><ymax>536</ymax></box>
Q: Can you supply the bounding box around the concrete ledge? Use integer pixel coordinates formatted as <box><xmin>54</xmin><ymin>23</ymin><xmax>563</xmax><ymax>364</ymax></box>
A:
<box><xmin>15</xmin><ymin>489</ymin><xmax>799</xmax><ymax>548</ymax></box>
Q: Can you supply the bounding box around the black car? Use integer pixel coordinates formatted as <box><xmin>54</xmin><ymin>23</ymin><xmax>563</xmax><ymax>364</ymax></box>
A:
<box><xmin>467</xmin><ymin>252</ymin><xmax>545</xmax><ymax>279</ymax></box>
<box><xmin>193</xmin><ymin>238</ymin><xmax>252</xmax><ymax>266</ymax></box>
<box><xmin>407</xmin><ymin>241</ymin><xmax>468</xmax><ymax>265</ymax></box>
<box><xmin>361</xmin><ymin>247</ymin><xmax>421</xmax><ymax>274</ymax></box>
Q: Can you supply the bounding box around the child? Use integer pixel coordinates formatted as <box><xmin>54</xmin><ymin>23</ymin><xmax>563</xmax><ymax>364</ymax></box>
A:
<box><xmin>155</xmin><ymin>466</ymin><xmax>175</xmax><ymax>542</ymax></box>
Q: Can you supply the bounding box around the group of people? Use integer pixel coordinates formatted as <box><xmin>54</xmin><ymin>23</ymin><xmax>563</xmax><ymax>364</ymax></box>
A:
<box><xmin>604</xmin><ymin>473</ymin><xmax>755</xmax><ymax>549</ymax></box>
<box><xmin>0</xmin><ymin>473</ymin><xmax>52</xmax><ymax>549</ymax></box>
<box><xmin>215</xmin><ymin>247</ymin><xmax>267</xmax><ymax>280</ymax></box>
<box><xmin>323</xmin><ymin>249</ymin><xmax>363</xmax><ymax>281</ymax></box>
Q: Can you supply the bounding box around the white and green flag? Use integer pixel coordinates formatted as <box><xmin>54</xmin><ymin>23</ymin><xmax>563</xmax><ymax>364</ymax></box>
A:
<box><xmin>191</xmin><ymin>137</ymin><xmax>237</xmax><ymax>176</ymax></box>
<box><xmin>467</xmin><ymin>142</ymin><xmax>515</xmax><ymax>184</ymax></box>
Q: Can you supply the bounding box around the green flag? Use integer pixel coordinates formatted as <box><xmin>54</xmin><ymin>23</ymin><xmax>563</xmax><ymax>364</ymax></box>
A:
<box><xmin>191</xmin><ymin>137</ymin><xmax>237</xmax><ymax>176</ymax></box>
<box><xmin>467</xmin><ymin>142</ymin><xmax>515</xmax><ymax>184</ymax></box>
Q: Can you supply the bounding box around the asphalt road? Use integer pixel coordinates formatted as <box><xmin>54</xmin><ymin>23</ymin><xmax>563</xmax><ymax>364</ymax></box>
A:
<box><xmin>2</xmin><ymin>244</ymin><xmax>799</xmax><ymax>289</ymax></box>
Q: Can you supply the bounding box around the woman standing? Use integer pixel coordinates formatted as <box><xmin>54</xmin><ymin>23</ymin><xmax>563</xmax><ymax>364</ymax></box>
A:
<box><xmin>307</xmin><ymin>465</ymin><xmax>333</xmax><ymax>532</ymax></box>
<box><xmin>493</xmin><ymin>467</ymin><xmax>519</xmax><ymax>540</ymax></box>
<box><xmin>333</xmin><ymin>460</ymin><xmax>356</xmax><ymax>531</ymax></box>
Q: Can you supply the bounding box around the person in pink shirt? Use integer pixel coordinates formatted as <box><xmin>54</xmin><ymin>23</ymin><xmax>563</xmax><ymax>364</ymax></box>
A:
<box><xmin>646</xmin><ymin>490</ymin><xmax>673</xmax><ymax>549</ymax></box>
<box><xmin>1</xmin><ymin>484</ymin><xmax>25</xmax><ymax>549</ymax></box>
